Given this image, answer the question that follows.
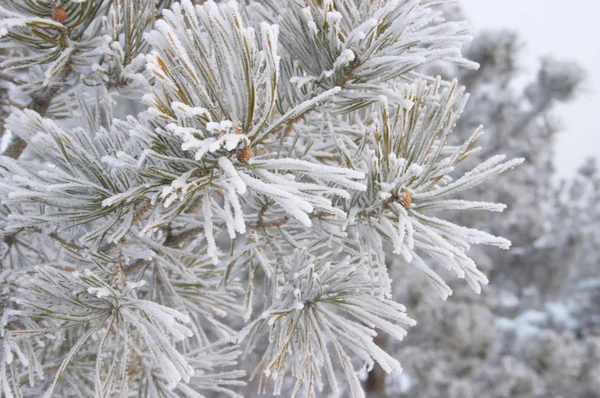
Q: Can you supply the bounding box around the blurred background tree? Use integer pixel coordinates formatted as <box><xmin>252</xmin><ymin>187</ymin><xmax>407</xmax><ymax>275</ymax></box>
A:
<box><xmin>365</xmin><ymin>6</ymin><xmax>600</xmax><ymax>397</ymax></box>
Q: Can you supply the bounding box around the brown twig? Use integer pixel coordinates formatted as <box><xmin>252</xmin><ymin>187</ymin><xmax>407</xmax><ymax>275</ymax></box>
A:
<box><xmin>4</xmin><ymin>51</ymin><xmax>73</xmax><ymax>159</ymax></box>
<box><xmin>28</xmin><ymin>226</ymin><xmax>84</xmax><ymax>252</ymax></box>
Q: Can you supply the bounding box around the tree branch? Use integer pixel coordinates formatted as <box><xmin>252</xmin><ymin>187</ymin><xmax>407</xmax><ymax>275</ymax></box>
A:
<box><xmin>4</xmin><ymin>61</ymin><xmax>73</xmax><ymax>159</ymax></box>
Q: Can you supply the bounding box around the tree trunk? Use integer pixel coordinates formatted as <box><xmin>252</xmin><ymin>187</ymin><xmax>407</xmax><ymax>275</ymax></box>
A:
<box><xmin>365</xmin><ymin>333</ymin><xmax>387</xmax><ymax>396</ymax></box>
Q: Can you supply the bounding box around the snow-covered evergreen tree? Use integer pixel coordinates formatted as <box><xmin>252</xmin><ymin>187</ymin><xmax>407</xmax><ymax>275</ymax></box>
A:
<box><xmin>0</xmin><ymin>1</ymin><xmax>523</xmax><ymax>396</ymax></box>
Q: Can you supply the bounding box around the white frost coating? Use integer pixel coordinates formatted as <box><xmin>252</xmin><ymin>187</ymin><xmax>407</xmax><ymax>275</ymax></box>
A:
<box><xmin>252</xmin><ymin>158</ymin><xmax>364</xmax><ymax>179</ymax></box>
<box><xmin>260</xmin><ymin>21</ymin><xmax>280</xmax><ymax>59</ymax></box>
<box><xmin>415</xmin><ymin>200</ymin><xmax>507</xmax><ymax>213</ymax></box>
<box><xmin>206</xmin><ymin>120</ymin><xmax>233</xmax><ymax>133</ymax></box>
<box><xmin>171</xmin><ymin>102</ymin><xmax>210</xmax><ymax>118</ymax></box>
<box><xmin>160</xmin><ymin>171</ymin><xmax>195</xmax><ymax>207</ymax></box>
<box><xmin>153</xmin><ymin>19</ymin><xmax>198</xmax><ymax>83</ymax></box>
<box><xmin>289</xmin><ymin>75</ymin><xmax>316</xmax><ymax>88</ymax></box>
<box><xmin>407</xmin><ymin>163</ymin><xmax>424</xmax><ymax>176</ymax></box>
<box><xmin>119</xmin><ymin>307</ymin><xmax>194</xmax><ymax>388</ymax></box>
<box><xmin>203</xmin><ymin>193</ymin><xmax>219</xmax><ymax>265</ymax></box>
<box><xmin>413</xmin><ymin>157</ymin><xmax>524</xmax><ymax>201</ymax></box>
<box><xmin>326</xmin><ymin>11</ymin><xmax>342</xmax><ymax>25</ymax></box>
<box><xmin>87</xmin><ymin>287</ymin><xmax>113</xmax><ymax>298</ymax></box>
<box><xmin>166</xmin><ymin>124</ymin><xmax>204</xmax><ymax>139</ymax></box>
<box><xmin>43</xmin><ymin>47</ymin><xmax>74</xmax><ymax>86</ymax></box>
<box><xmin>219</xmin><ymin>157</ymin><xmax>246</xmax><ymax>194</ymax></box>
<box><xmin>251</xmin><ymin>157</ymin><xmax>366</xmax><ymax>192</ymax></box>
<box><xmin>239</xmin><ymin>172</ymin><xmax>294</xmax><ymax>200</ymax></box>
<box><xmin>333</xmin><ymin>49</ymin><xmax>356</xmax><ymax>70</ymax></box>
<box><xmin>176</xmin><ymin>125</ymin><xmax>249</xmax><ymax>160</ymax></box>
<box><xmin>223</xmin><ymin>184</ymin><xmax>246</xmax><ymax>235</ymax></box>
<box><xmin>0</xmin><ymin>15</ymin><xmax>65</xmax><ymax>39</ymax></box>
<box><xmin>134</xmin><ymin>300</ymin><xmax>192</xmax><ymax>325</ymax></box>
<box><xmin>346</xmin><ymin>17</ymin><xmax>378</xmax><ymax>47</ymax></box>
<box><xmin>221</xmin><ymin>134</ymin><xmax>245</xmax><ymax>151</ymax></box>
<box><xmin>240</xmin><ymin>172</ymin><xmax>314</xmax><ymax>227</ymax></box>
<box><xmin>125</xmin><ymin>280</ymin><xmax>146</xmax><ymax>292</ymax></box>
<box><xmin>252</xmin><ymin>86</ymin><xmax>342</xmax><ymax>141</ymax></box>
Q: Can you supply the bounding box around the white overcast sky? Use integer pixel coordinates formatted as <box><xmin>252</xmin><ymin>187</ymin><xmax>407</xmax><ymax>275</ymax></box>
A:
<box><xmin>460</xmin><ymin>0</ymin><xmax>600</xmax><ymax>178</ymax></box>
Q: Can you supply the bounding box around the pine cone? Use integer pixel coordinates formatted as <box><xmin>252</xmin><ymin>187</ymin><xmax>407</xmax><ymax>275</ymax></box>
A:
<box><xmin>53</xmin><ymin>7</ymin><xmax>67</xmax><ymax>23</ymax></box>
<box><xmin>399</xmin><ymin>190</ymin><xmax>412</xmax><ymax>209</ymax></box>
<box><xmin>236</xmin><ymin>145</ymin><xmax>252</xmax><ymax>163</ymax></box>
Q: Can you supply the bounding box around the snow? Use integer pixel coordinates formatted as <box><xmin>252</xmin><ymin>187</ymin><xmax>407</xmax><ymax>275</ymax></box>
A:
<box><xmin>326</xmin><ymin>11</ymin><xmax>342</xmax><ymax>25</ymax></box>
<box><xmin>171</xmin><ymin>102</ymin><xmax>210</xmax><ymax>118</ymax></box>
<box><xmin>203</xmin><ymin>193</ymin><xmax>219</xmax><ymax>265</ymax></box>
<box><xmin>219</xmin><ymin>157</ymin><xmax>246</xmax><ymax>194</ymax></box>
<box><xmin>87</xmin><ymin>287</ymin><xmax>113</xmax><ymax>298</ymax></box>
<box><xmin>333</xmin><ymin>49</ymin><xmax>356</xmax><ymax>70</ymax></box>
<box><xmin>206</xmin><ymin>120</ymin><xmax>233</xmax><ymax>133</ymax></box>
<box><xmin>160</xmin><ymin>171</ymin><xmax>195</xmax><ymax>207</ymax></box>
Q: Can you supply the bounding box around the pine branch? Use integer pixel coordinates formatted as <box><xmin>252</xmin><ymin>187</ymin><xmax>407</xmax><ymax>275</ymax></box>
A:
<box><xmin>3</xmin><ymin>62</ymin><xmax>73</xmax><ymax>159</ymax></box>
<box><xmin>0</xmin><ymin>1</ymin><xmax>526</xmax><ymax>396</ymax></box>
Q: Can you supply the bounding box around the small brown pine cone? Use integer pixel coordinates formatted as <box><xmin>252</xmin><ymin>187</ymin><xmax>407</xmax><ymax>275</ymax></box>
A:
<box><xmin>399</xmin><ymin>190</ymin><xmax>412</xmax><ymax>209</ymax></box>
<box><xmin>53</xmin><ymin>7</ymin><xmax>67</xmax><ymax>23</ymax></box>
<box><xmin>236</xmin><ymin>145</ymin><xmax>252</xmax><ymax>163</ymax></box>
